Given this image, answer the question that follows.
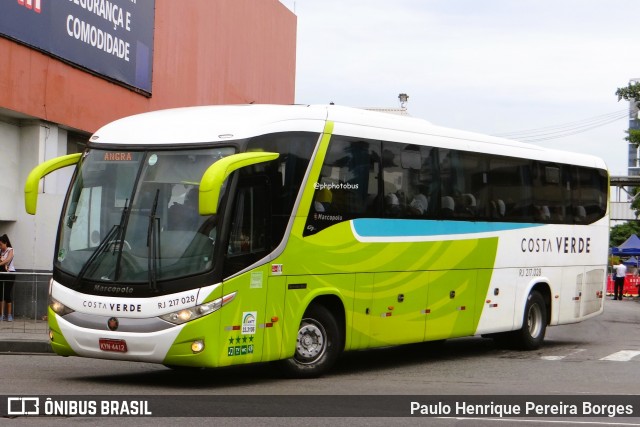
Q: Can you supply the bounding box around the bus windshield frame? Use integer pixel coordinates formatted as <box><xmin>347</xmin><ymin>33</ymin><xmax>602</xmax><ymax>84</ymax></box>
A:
<box><xmin>55</xmin><ymin>146</ymin><xmax>236</xmax><ymax>290</ymax></box>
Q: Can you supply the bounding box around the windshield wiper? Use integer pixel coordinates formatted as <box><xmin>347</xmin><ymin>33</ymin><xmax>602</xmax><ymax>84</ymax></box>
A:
<box><xmin>113</xmin><ymin>198</ymin><xmax>130</xmax><ymax>280</ymax></box>
<box><xmin>73</xmin><ymin>224</ymin><xmax>120</xmax><ymax>288</ymax></box>
<box><xmin>73</xmin><ymin>199</ymin><xmax>129</xmax><ymax>287</ymax></box>
<box><xmin>147</xmin><ymin>189</ymin><xmax>161</xmax><ymax>292</ymax></box>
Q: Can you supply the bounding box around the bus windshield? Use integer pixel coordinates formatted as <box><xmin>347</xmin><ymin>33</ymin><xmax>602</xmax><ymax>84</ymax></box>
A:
<box><xmin>56</xmin><ymin>147</ymin><xmax>235</xmax><ymax>284</ymax></box>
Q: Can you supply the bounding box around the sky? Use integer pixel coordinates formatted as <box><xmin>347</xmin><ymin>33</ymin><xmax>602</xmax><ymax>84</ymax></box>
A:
<box><xmin>279</xmin><ymin>0</ymin><xmax>639</xmax><ymax>177</ymax></box>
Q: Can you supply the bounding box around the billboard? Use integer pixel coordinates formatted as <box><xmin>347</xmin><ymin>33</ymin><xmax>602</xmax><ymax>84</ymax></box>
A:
<box><xmin>0</xmin><ymin>0</ymin><xmax>155</xmax><ymax>94</ymax></box>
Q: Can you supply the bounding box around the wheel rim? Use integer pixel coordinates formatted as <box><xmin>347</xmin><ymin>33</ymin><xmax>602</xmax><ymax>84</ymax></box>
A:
<box><xmin>527</xmin><ymin>303</ymin><xmax>543</xmax><ymax>338</ymax></box>
<box><xmin>295</xmin><ymin>319</ymin><xmax>326</xmax><ymax>364</ymax></box>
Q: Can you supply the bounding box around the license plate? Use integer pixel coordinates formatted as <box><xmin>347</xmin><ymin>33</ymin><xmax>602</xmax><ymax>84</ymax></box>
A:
<box><xmin>99</xmin><ymin>338</ymin><xmax>128</xmax><ymax>353</ymax></box>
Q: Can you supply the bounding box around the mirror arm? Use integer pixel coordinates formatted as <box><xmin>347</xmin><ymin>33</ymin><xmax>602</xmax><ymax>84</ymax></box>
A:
<box><xmin>24</xmin><ymin>153</ymin><xmax>82</xmax><ymax>215</ymax></box>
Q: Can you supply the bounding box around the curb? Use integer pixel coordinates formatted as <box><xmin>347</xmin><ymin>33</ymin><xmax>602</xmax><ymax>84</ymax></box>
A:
<box><xmin>0</xmin><ymin>340</ymin><xmax>54</xmax><ymax>354</ymax></box>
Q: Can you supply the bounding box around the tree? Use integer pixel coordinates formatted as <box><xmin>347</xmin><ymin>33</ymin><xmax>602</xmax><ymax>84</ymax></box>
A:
<box><xmin>616</xmin><ymin>82</ymin><xmax>640</xmax><ymax>106</ymax></box>
<box><xmin>610</xmin><ymin>221</ymin><xmax>640</xmax><ymax>248</ymax></box>
<box><xmin>616</xmin><ymin>82</ymin><xmax>640</xmax><ymax>145</ymax></box>
<box><xmin>631</xmin><ymin>187</ymin><xmax>640</xmax><ymax>218</ymax></box>
<box><xmin>616</xmin><ymin>82</ymin><xmax>640</xmax><ymax>215</ymax></box>
<box><xmin>627</xmin><ymin>129</ymin><xmax>640</xmax><ymax>146</ymax></box>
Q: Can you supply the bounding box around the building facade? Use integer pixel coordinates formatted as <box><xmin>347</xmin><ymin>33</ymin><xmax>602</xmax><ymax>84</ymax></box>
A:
<box><xmin>0</xmin><ymin>0</ymin><xmax>296</xmax><ymax>272</ymax></box>
<box><xmin>627</xmin><ymin>78</ymin><xmax>640</xmax><ymax>177</ymax></box>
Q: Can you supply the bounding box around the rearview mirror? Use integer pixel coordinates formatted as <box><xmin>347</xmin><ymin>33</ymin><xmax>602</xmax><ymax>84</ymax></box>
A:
<box><xmin>199</xmin><ymin>151</ymin><xmax>279</xmax><ymax>215</ymax></box>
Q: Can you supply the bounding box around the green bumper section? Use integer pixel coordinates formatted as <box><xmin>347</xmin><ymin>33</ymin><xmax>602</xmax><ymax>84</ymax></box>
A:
<box><xmin>162</xmin><ymin>310</ymin><xmax>222</xmax><ymax>368</ymax></box>
<box><xmin>48</xmin><ymin>308</ymin><xmax>77</xmax><ymax>357</ymax></box>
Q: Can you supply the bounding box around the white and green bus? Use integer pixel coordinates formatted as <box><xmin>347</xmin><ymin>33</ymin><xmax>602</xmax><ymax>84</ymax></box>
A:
<box><xmin>26</xmin><ymin>105</ymin><xmax>609</xmax><ymax>377</ymax></box>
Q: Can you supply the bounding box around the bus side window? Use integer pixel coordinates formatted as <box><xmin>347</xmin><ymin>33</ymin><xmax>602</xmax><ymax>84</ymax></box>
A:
<box><xmin>488</xmin><ymin>157</ymin><xmax>533</xmax><ymax>222</ymax></box>
<box><xmin>571</xmin><ymin>166</ymin><xmax>608</xmax><ymax>224</ymax></box>
<box><xmin>437</xmin><ymin>149</ymin><xmax>457</xmax><ymax>218</ymax></box>
<box><xmin>532</xmin><ymin>161</ymin><xmax>570</xmax><ymax>224</ymax></box>
<box><xmin>400</xmin><ymin>144</ymin><xmax>431</xmax><ymax>218</ymax></box>
<box><xmin>246</xmin><ymin>132</ymin><xmax>316</xmax><ymax>248</ymax></box>
<box><xmin>304</xmin><ymin>137</ymin><xmax>380</xmax><ymax>236</ymax></box>
<box><xmin>382</xmin><ymin>142</ymin><xmax>433</xmax><ymax>218</ymax></box>
<box><xmin>382</xmin><ymin>146</ymin><xmax>406</xmax><ymax>215</ymax></box>
<box><xmin>450</xmin><ymin>151</ymin><xmax>485</xmax><ymax>219</ymax></box>
<box><xmin>224</xmin><ymin>179</ymin><xmax>270</xmax><ymax>277</ymax></box>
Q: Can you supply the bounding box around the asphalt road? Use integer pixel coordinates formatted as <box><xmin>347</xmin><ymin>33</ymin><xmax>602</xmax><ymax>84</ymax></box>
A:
<box><xmin>2</xmin><ymin>297</ymin><xmax>640</xmax><ymax>426</ymax></box>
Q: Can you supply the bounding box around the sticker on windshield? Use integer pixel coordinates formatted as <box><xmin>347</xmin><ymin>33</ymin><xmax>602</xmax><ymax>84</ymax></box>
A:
<box><xmin>57</xmin><ymin>249</ymin><xmax>66</xmax><ymax>262</ymax></box>
<box><xmin>148</xmin><ymin>154</ymin><xmax>158</xmax><ymax>166</ymax></box>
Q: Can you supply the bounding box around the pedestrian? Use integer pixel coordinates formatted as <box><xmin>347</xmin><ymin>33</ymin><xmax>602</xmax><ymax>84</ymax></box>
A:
<box><xmin>0</xmin><ymin>234</ymin><xmax>15</xmax><ymax>321</ymax></box>
<box><xmin>613</xmin><ymin>259</ymin><xmax>627</xmax><ymax>301</ymax></box>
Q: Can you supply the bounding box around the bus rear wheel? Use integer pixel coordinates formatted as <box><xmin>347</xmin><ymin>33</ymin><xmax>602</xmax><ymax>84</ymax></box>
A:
<box><xmin>277</xmin><ymin>304</ymin><xmax>342</xmax><ymax>378</ymax></box>
<box><xmin>512</xmin><ymin>290</ymin><xmax>547</xmax><ymax>350</ymax></box>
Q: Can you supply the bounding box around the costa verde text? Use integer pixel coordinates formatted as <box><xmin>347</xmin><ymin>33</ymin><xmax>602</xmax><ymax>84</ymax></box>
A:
<box><xmin>521</xmin><ymin>237</ymin><xmax>591</xmax><ymax>254</ymax></box>
<box><xmin>83</xmin><ymin>300</ymin><xmax>142</xmax><ymax>312</ymax></box>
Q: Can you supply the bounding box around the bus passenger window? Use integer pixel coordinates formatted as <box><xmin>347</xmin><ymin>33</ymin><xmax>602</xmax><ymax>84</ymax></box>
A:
<box><xmin>571</xmin><ymin>166</ymin><xmax>608</xmax><ymax>224</ymax></box>
<box><xmin>488</xmin><ymin>157</ymin><xmax>533</xmax><ymax>222</ymax></box>
<box><xmin>532</xmin><ymin>162</ymin><xmax>570</xmax><ymax>224</ymax></box>
<box><xmin>382</xmin><ymin>145</ymin><xmax>408</xmax><ymax>215</ymax></box>
<box><xmin>245</xmin><ymin>131</ymin><xmax>317</xmax><ymax>248</ymax></box>
<box><xmin>382</xmin><ymin>142</ymin><xmax>431</xmax><ymax>219</ymax></box>
<box><xmin>304</xmin><ymin>136</ymin><xmax>380</xmax><ymax>236</ymax></box>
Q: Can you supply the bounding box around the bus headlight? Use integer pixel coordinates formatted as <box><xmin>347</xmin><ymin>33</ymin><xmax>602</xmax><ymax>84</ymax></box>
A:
<box><xmin>159</xmin><ymin>292</ymin><xmax>236</xmax><ymax>325</ymax></box>
<box><xmin>49</xmin><ymin>297</ymin><xmax>75</xmax><ymax>317</ymax></box>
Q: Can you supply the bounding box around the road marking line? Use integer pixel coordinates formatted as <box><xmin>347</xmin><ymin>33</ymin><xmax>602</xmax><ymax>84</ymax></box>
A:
<box><xmin>599</xmin><ymin>350</ymin><xmax>640</xmax><ymax>361</ymax></box>
<box><xmin>440</xmin><ymin>417</ymin><xmax>640</xmax><ymax>425</ymax></box>
<box><xmin>541</xmin><ymin>348</ymin><xmax>586</xmax><ymax>361</ymax></box>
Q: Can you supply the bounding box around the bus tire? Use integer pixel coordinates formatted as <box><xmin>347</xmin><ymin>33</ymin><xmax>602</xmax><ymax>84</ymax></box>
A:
<box><xmin>513</xmin><ymin>290</ymin><xmax>547</xmax><ymax>350</ymax></box>
<box><xmin>277</xmin><ymin>304</ymin><xmax>342</xmax><ymax>378</ymax></box>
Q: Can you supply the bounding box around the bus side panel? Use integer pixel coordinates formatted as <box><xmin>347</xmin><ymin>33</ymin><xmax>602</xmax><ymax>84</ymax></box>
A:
<box><xmin>280</xmin><ymin>274</ymin><xmax>353</xmax><ymax>360</ymax></box>
<box><xmin>262</xmin><ymin>275</ymin><xmax>287</xmax><ymax>361</ymax></box>
<box><xmin>349</xmin><ymin>273</ymin><xmax>374</xmax><ymax>350</ymax></box>
<box><xmin>217</xmin><ymin>266</ymin><xmax>270</xmax><ymax>367</ymax></box>
<box><xmin>283</xmin><ymin>221</ymin><xmax>500</xmax><ymax>347</ymax></box>
<box><xmin>369</xmin><ymin>271</ymin><xmax>428</xmax><ymax>346</ymax></box>
<box><xmin>474</xmin><ymin>268</ymin><xmax>517</xmax><ymax>335</ymax></box>
<box><xmin>580</xmin><ymin>268</ymin><xmax>606</xmax><ymax>317</ymax></box>
<box><xmin>425</xmin><ymin>269</ymin><xmax>477</xmax><ymax>341</ymax></box>
<box><xmin>293</xmin><ymin>222</ymin><xmax>501</xmax><ymax>275</ymax></box>
<box><xmin>557</xmin><ymin>266</ymin><xmax>605</xmax><ymax>324</ymax></box>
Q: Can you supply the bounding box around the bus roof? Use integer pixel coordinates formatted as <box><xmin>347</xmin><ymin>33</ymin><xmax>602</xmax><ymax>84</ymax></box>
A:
<box><xmin>90</xmin><ymin>104</ymin><xmax>608</xmax><ymax>170</ymax></box>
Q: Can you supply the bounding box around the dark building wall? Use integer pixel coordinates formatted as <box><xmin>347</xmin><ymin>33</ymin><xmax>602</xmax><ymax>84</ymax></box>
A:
<box><xmin>0</xmin><ymin>0</ymin><xmax>296</xmax><ymax>133</ymax></box>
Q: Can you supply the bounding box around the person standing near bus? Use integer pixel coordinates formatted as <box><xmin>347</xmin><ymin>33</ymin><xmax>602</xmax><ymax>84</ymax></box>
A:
<box><xmin>0</xmin><ymin>234</ymin><xmax>15</xmax><ymax>321</ymax></box>
<box><xmin>613</xmin><ymin>260</ymin><xmax>627</xmax><ymax>301</ymax></box>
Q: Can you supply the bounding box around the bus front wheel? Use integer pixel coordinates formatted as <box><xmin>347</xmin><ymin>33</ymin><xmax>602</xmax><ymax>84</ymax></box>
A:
<box><xmin>277</xmin><ymin>304</ymin><xmax>342</xmax><ymax>378</ymax></box>
<box><xmin>513</xmin><ymin>290</ymin><xmax>547</xmax><ymax>350</ymax></box>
